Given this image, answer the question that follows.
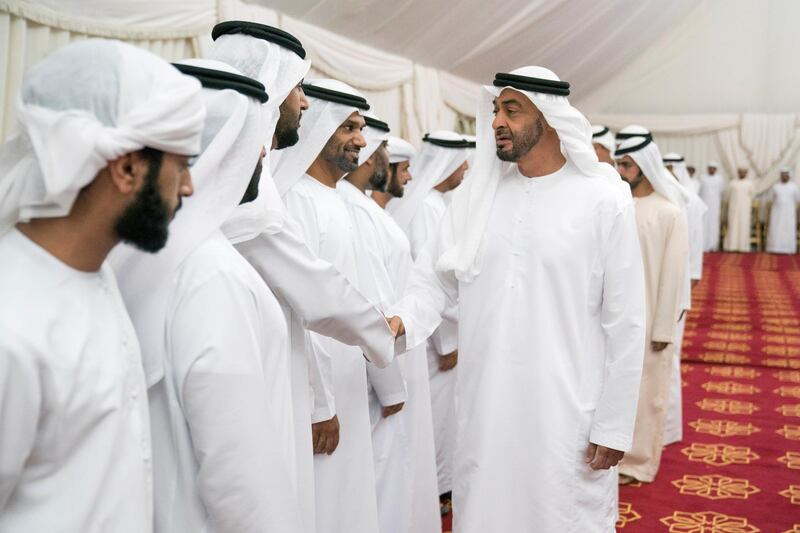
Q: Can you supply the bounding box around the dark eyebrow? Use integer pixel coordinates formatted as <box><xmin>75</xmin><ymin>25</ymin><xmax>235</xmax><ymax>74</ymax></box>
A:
<box><xmin>499</xmin><ymin>98</ymin><xmax>523</xmax><ymax>107</ymax></box>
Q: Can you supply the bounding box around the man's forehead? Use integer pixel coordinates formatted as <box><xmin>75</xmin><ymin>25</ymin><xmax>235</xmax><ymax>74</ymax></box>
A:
<box><xmin>493</xmin><ymin>87</ymin><xmax>529</xmax><ymax>106</ymax></box>
<box><xmin>341</xmin><ymin>111</ymin><xmax>365</xmax><ymax>126</ymax></box>
<box><xmin>615</xmin><ymin>155</ymin><xmax>636</xmax><ymax>164</ymax></box>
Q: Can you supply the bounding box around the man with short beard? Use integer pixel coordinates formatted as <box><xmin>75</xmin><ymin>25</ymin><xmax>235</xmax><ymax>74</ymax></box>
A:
<box><xmin>387</xmin><ymin>67</ymin><xmax>646</xmax><ymax>532</ymax></box>
<box><xmin>371</xmin><ymin>136</ymin><xmax>417</xmax><ymax>208</ymax></box>
<box><xmin>211</xmin><ymin>25</ymin><xmax>397</xmax><ymax>533</ymax></box>
<box><xmin>272</xmin><ymin>78</ymin><xmax>381</xmax><ymax>533</ymax></box>
<box><xmin>112</xmin><ymin>59</ymin><xmax>304</xmax><ymax>532</ymax></box>
<box><xmin>614</xmin><ymin>136</ymin><xmax>688</xmax><ymax>486</ymax></box>
<box><xmin>0</xmin><ymin>40</ymin><xmax>205</xmax><ymax>533</ymax></box>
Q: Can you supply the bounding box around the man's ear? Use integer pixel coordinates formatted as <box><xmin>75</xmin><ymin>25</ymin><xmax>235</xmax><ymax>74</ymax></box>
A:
<box><xmin>106</xmin><ymin>152</ymin><xmax>141</xmax><ymax>195</ymax></box>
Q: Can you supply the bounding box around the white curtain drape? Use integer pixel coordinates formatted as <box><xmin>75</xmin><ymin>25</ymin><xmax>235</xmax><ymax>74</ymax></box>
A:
<box><xmin>1</xmin><ymin>0</ymin><xmax>479</xmax><ymax>145</ymax></box>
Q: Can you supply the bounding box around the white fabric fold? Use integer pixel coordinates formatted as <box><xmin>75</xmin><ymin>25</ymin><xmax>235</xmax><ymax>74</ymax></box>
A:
<box><xmin>387</xmin><ymin>136</ymin><xmax>417</xmax><ymax>163</ymax></box>
<box><xmin>0</xmin><ymin>39</ymin><xmax>204</xmax><ymax>233</ymax></box>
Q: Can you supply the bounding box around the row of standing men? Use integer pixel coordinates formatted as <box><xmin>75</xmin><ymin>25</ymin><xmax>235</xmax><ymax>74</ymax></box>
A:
<box><xmin>0</xmin><ymin>19</ymin><xmax>717</xmax><ymax>533</ymax></box>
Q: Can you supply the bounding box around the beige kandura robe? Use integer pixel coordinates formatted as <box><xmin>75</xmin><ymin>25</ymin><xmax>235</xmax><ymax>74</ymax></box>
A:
<box><xmin>723</xmin><ymin>179</ymin><xmax>755</xmax><ymax>252</ymax></box>
<box><xmin>620</xmin><ymin>191</ymin><xmax>688</xmax><ymax>483</ymax></box>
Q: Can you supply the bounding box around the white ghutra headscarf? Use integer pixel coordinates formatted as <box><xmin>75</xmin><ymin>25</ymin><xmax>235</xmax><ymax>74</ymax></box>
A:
<box><xmin>0</xmin><ymin>39</ymin><xmax>205</xmax><ymax>234</ymax></box>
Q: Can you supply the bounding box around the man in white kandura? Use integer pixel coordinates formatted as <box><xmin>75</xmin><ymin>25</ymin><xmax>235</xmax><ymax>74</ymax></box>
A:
<box><xmin>339</xmin><ymin>115</ymin><xmax>412</xmax><ymax>533</ymax></box>
<box><xmin>209</xmin><ymin>23</ymin><xmax>396</xmax><ymax>533</ymax></box>
<box><xmin>699</xmin><ymin>161</ymin><xmax>725</xmax><ymax>251</ymax></box>
<box><xmin>388</xmin><ymin>67</ymin><xmax>646</xmax><ymax>533</ymax></box>
<box><xmin>341</xmin><ymin>130</ymin><xmax>442</xmax><ymax>533</ymax></box>
<box><xmin>724</xmin><ymin>167</ymin><xmax>755</xmax><ymax>252</ymax></box>
<box><xmin>615</xmin><ymin>137</ymin><xmax>688</xmax><ymax>485</ymax></box>
<box><xmin>0</xmin><ymin>40</ymin><xmax>205</xmax><ymax>533</ymax></box>
<box><xmin>112</xmin><ymin>60</ymin><xmax>304</xmax><ymax>532</ymax></box>
<box><xmin>387</xmin><ymin>131</ymin><xmax>471</xmax><ymax>507</ymax></box>
<box><xmin>273</xmin><ymin>78</ymin><xmax>381</xmax><ymax>533</ymax></box>
<box><xmin>766</xmin><ymin>167</ymin><xmax>800</xmax><ymax>254</ymax></box>
<box><xmin>662</xmin><ymin>152</ymin><xmax>707</xmax><ymax>446</ymax></box>
<box><xmin>592</xmin><ymin>124</ymin><xmax>616</xmax><ymax>165</ymax></box>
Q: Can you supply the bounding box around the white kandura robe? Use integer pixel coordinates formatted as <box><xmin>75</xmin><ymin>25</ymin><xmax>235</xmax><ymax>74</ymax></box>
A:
<box><xmin>234</xmin><ymin>209</ymin><xmax>396</xmax><ymax>533</ymax></box>
<box><xmin>339</xmin><ymin>180</ymin><xmax>440</xmax><ymax>533</ymax></box>
<box><xmin>0</xmin><ymin>229</ymin><xmax>152</xmax><ymax>533</ymax></box>
<box><xmin>664</xmin><ymin>188</ymin><xmax>705</xmax><ymax>446</ymax></box>
<box><xmin>339</xmin><ymin>180</ymin><xmax>410</xmax><ymax>533</ymax></box>
<box><xmin>723</xmin><ymin>179</ymin><xmax>755</xmax><ymax>253</ymax></box>
<box><xmin>391</xmin><ymin>162</ymin><xmax>646</xmax><ymax>533</ymax></box>
<box><xmin>685</xmin><ymin>177</ymin><xmax>701</xmax><ymax>197</ymax></box>
<box><xmin>619</xmin><ymin>193</ymin><xmax>688</xmax><ymax>482</ymax></box>
<box><xmin>150</xmin><ymin>230</ymin><xmax>300</xmax><ymax>533</ymax></box>
<box><xmin>406</xmin><ymin>189</ymin><xmax>459</xmax><ymax>495</ymax></box>
<box><xmin>766</xmin><ymin>181</ymin><xmax>800</xmax><ymax>254</ymax></box>
<box><xmin>283</xmin><ymin>174</ymin><xmax>379</xmax><ymax>533</ymax></box>
<box><xmin>699</xmin><ymin>173</ymin><xmax>725</xmax><ymax>251</ymax></box>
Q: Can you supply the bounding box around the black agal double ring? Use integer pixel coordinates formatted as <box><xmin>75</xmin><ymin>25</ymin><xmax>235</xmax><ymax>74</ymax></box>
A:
<box><xmin>172</xmin><ymin>63</ymin><xmax>268</xmax><ymax>103</ymax></box>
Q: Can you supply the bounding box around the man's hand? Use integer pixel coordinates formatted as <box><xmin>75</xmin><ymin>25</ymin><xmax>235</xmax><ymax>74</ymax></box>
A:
<box><xmin>312</xmin><ymin>415</ymin><xmax>340</xmax><ymax>455</ymax></box>
<box><xmin>438</xmin><ymin>350</ymin><xmax>458</xmax><ymax>371</ymax></box>
<box><xmin>585</xmin><ymin>442</ymin><xmax>624</xmax><ymax>470</ymax></box>
<box><xmin>382</xmin><ymin>402</ymin><xmax>405</xmax><ymax>418</ymax></box>
<box><xmin>387</xmin><ymin>316</ymin><xmax>405</xmax><ymax>338</ymax></box>
<box><xmin>651</xmin><ymin>341</ymin><xmax>669</xmax><ymax>352</ymax></box>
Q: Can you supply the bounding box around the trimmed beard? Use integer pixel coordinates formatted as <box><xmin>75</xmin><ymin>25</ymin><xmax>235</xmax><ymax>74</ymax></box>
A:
<box><xmin>496</xmin><ymin>118</ymin><xmax>544</xmax><ymax>162</ymax></box>
<box><xmin>114</xmin><ymin>148</ymin><xmax>172</xmax><ymax>253</ymax></box>
<box><xmin>240</xmin><ymin>157</ymin><xmax>263</xmax><ymax>205</ymax></box>
<box><xmin>385</xmin><ymin>164</ymin><xmax>404</xmax><ymax>198</ymax></box>
<box><xmin>274</xmin><ymin>104</ymin><xmax>301</xmax><ymax>150</ymax></box>
<box><xmin>369</xmin><ymin>165</ymin><xmax>388</xmax><ymax>192</ymax></box>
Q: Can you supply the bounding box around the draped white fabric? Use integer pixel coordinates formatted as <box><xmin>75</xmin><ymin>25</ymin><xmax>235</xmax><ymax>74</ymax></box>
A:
<box><xmin>3</xmin><ymin>0</ymin><xmax>799</xmax><ymax>190</ymax></box>
<box><xmin>0</xmin><ymin>0</ymin><xmax>475</xmax><ymax>143</ymax></box>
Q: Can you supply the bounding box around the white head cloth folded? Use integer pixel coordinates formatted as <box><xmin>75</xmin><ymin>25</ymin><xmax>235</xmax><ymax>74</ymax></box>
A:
<box><xmin>271</xmin><ymin>79</ymin><xmax>370</xmax><ymax>196</ymax></box>
<box><xmin>386</xmin><ymin>130</ymin><xmax>471</xmax><ymax>233</ymax></box>
<box><xmin>0</xmin><ymin>39</ymin><xmax>205</xmax><ymax>234</ymax></box>
<box><xmin>592</xmin><ymin>125</ymin><xmax>615</xmax><ymax>153</ymax></box>
<box><xmin>358</xmin><ymin>112</ymin><xmax>391</xmax><ymax>166</ymax></box>
<box><xmin>663</xmin><ymin>152</ymin><xmax>695</xmax><ymax>188</ymax></box>
<box><xmin>780</xmin><ymin>166</ymin><xmax>793</xmax><ymax>175</ymax></box>
<box><xmin>110</xmin><ymin>59</ymin><xmax>268</xmax><ymax>386</ymax></box>
<box><xmin>210</xmin><ymin>24</ymin><xmax>311</xmax><ymax>242</ymax></box>
<box><xmin>707</xmin><ymin>160</ymin><xmax>719</xmax><ymax>169</ymax></box>
<box><xmin>436</xmin><ymin>66</ymin><xmax>627</xmax><ymax>282</ymax></box>
<box><xmin>616</xmin><ymin>136</ymin><xmax>688</xmax><ymax>207</ymax></box>
<box><xmin>387</xmin><ymin>136</ymin><xmax>417</xmax><ymax>163</ymax></box>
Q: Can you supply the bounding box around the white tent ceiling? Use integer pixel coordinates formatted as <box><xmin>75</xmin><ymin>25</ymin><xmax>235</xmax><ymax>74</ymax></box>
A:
<box><xmin>252</xmin><ymin>0</ymin><xmax>800</xmax><ymax>114</ymax></box>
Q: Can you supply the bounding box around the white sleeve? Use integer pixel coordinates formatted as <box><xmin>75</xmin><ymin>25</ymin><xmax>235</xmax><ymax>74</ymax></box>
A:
<box><xmin>366</xmin><ymin>360</ymin><xmax>407</xmax><ymax>407</ymax></box>
<box><xmin>236</xmin><ymin>212</ymin><xmax>394</xmax><ymax>369</ymax></box>
<box><xmin>305</xmin><ymin>331</ymin><xmax>336</xmax><ymax>423</ymax></box>
<box><xmin>0</xmin><ymin>333</ymin><xmax>40</xmax><ymax>511</ymax></box>
<box><xmin>589</xmin><ymin>202</ymin><xmax>647</xmax><ymax>453</ymax></box>
<box><xmin>170</xmin><ymin>275</ymin><xmax>302</xmax><ymax>533</ymax></box>
<box><xmin>389</xmin><ymin>230</ymin><xmax>459</xmax><ymax>354</ymax></box>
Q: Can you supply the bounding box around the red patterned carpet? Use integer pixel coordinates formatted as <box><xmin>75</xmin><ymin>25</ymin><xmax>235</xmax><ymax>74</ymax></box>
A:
<box><xmin>443</xmin><ymin>253</ymin><xmax>800</xmax><ymax>532</ymax></box>
<box><xmin>620</xmin><ymin>252</ymin><xmax>800</xmax><ymax>533</ymax></box>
